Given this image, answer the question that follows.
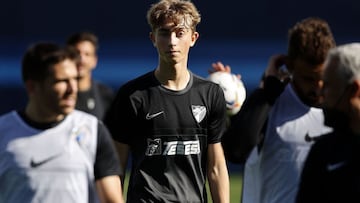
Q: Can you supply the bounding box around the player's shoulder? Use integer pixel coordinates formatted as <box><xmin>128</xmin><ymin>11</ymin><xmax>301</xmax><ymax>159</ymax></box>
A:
<box><xmin>127</xmin><ymin>70</ymin><xmax>155</xmax><ymax>84</ymax></box>
<box><xmin>191</xmin><ymin>72</ymin><xmax>223</xmax><ymax>93</ymax></box>
<box><xmin>0</xmin><ymin>111</ymin><xmax>18</xmax><ymax>129</ymax></box>
<box><xmin>192</xmin><ymin>72</ymin><xmax>210</xmax><ymax>83</ymax></box>
<box><xmin>118</xmin><ymin>70</ymin><xmax>157</xmax><ymax>93</ymax></box>
<box><xmin>0</xmin><ymin>110</ymin><xmax>14</xmax><ymax>120</ymax></box>
<box><xmin>71</xmin><ymin>110</ymin><xmax>99</xmax><ymax>123</ymax></box>
<box><xmin>191</xmin><ymin>72</ymin><xmax>218</xmax><ymax>86</ymax></box>
<box><xmin>310</xmin><ymin>131</ymin><xmax>340</xmax><ymax>153</ymax></box>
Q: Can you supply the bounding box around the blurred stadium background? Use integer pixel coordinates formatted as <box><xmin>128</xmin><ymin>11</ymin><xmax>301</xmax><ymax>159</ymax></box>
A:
<box><xmin>0</xmin><ymin>1</ymin><xmax>359</xmax><ymax>201</ymax></box>
<box><xmin>1</xmin><ymin>0</ymin><xmax>359</xmax><ymax>114</ymax></box>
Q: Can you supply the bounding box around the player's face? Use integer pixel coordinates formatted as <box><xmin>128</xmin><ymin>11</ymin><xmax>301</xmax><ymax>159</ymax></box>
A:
<box><xmin>322</xmin><ymin>59</ymin><xmax>351</xmax><ymax>128</ymax></box>
<box><xmin>150</xmin><ymin>19</ymin><xmax>199</xmax><ymax>65</ymax></box>
<box><xmin>75</xmin><ymin>41</ymin><xmax>97</xmax><ymax>78</ymax></box>
<box><xmin>290</xmin><ymin>58</ymin><xmax>325</xmax><ymax>107</ymax></box>
<box><xmin>35</xmin><ymin>59</ymin><xmax>78</xmax><ymax>120</ymax></box>
<box><xmin>322</xmin><ymin>61</ymin><xmax>343</xmax><ymax>109</ymax></box>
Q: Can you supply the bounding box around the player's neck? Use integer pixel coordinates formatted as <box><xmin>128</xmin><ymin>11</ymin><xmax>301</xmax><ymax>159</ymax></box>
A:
<box><xmin>25</xmin><ymin>103</ymin><xmax>65</xmax><ymax>123</ymax></box>
<box><xmin>155</xmin><ymin>66</ymin><xmax>190</xmax><ymax>91</ymax></box>
<box><xmin>78</xmin><ymin>74</ymin><xmax>92</xmax><ymax>91</ymax></box>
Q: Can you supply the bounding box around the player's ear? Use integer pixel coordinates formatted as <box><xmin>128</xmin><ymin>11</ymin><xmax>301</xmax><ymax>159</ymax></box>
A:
<box><xmin>149</xmin><ymin>32</ymin><xmax>156</xmax><ymax>47</ymax></box>
<box><xmin>190</xmin><ymin>31</ymin><xmax>199</xmax><ymax>47</ymax></box>
<box><xmin>350</xmin><ymin>80</ymin><xmax>360</xmax><ymax>98</ymax></box>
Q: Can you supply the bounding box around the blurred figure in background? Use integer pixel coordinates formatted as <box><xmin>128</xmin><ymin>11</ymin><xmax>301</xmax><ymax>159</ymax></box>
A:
<box><xmin>296</xmin><ymin>43</ymin><xmax>360</xmax><ymax>203</ymax></box>
<box><xmin>0</xmin><ymin>42</ymin><xmax>123</xmax><ymax>203</ymax></box>
<box><xmin>213</xmin><ymin>17</ymin><xmax>336</xmax><ymax>203</ymax></box>
<box><xmin>67</xmin><ymin>31</ymin><xmax>114</xmax><ymax>120</ymax></box>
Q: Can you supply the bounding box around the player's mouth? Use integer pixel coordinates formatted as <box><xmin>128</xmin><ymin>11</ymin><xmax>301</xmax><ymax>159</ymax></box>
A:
<box><xmin>62</xmin><ymin>97</ymin><xmax>76</xmax><ymax>107</ymax></box>
<box><xmin>167</xmin><ymin>50</ymin><xmax>179</xmax><ymax>54</ymax></box>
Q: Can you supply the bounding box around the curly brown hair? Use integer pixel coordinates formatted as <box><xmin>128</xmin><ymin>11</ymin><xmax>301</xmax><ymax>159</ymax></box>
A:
<box><xmin>288</xmin><ymin>17</ymin><xmax>336</xmax><ymax>65</ymax></box>
<box><xmin>146</xmin><ymin>0</ymin><xmax>201</xmax><ymax>32</ymax></box>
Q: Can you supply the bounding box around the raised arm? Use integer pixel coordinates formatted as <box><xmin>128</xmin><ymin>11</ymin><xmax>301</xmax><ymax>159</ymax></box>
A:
<box><xmin>211</xmin><ymin>56</ymin><xmax>288</xmax><ymax>163</ymax></box>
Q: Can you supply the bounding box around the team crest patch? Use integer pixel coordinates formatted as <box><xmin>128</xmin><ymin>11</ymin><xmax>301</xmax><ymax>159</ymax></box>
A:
<box><xmin>145</xmin><ymin>138</ymin><xmax>162</xmax><ymax>156</ymax></box>
<box><xmin>70</xmin><ymin>125</ymin><xmax>91</xmax><ymax>148</ymax></box>
<box><xmin>192</xmin><ymin>105</ymin><xmax>206</xmax><ymax>123</ymax></box>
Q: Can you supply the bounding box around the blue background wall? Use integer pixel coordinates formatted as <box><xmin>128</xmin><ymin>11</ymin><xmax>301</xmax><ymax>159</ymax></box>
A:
<box><xmin>1</xmin><ymin>0</ymin><xmax>360</xmax><ymax>40</ymax></box>
<box><xmin>1</xmin><ymin>0</ymin><xmax>360</xmax><ymax>114</ymax></box>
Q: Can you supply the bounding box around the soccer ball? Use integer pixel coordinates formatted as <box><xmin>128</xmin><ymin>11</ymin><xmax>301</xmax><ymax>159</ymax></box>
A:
<box><xmin>207</xmin><ymin>71</ymin><xmax>246</xmax><ymax>116</ymax></box>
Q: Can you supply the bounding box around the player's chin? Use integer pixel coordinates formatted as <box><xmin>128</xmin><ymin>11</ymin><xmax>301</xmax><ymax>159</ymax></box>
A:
<box><xmin>60</xmin><ymin>105</ymin><xmax>75</xmax><ymax>115</ymax></box>
<box><xmin>77</xmin><ymin>67</ymin><xmax>88</xmax><ymax>77</ymax></box>
<box><xmin>60</xmin><ymin>100</ymin><xmax>76</xmax><ymax>113</ymax></box>
<box><xmin>307</xmin><ymin>96</ymin><xmax>323</xmax><ymax>108</ymax></box>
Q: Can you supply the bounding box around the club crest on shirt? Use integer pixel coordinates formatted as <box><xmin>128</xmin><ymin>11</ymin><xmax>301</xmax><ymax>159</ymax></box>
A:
<box><xmin>87</xmin><ymin>98</ymin><xmax>95</xmax><ymax>110</ymax></box>
<box><xmin>70</xmin><ymin>125</ymin><xmax>91</xmax><ymax>148</ymax></box>
<box><xmin>145</xmin><ymin>138</ymin><xmax>162</xmax><ymax>156</ymax></box>
<box><xmin>192</xmin><ymin>105</ymin><xmax>206</xmax><ymax>123</ymax></box>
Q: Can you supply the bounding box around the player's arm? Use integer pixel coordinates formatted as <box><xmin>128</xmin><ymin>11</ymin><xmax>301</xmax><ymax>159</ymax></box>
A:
<box><xmin>114</xmin><ymin>141</ymin><xmax>129</xmax><ymax>187</ymax></box>
<box><xmin>94</xmin><ymin>122</ymin><xmax>124</xmax><ymax>202</ymax></box>
<box><xmin>207</xmin><ymin>143</ymin><xmax>230</xmax><ymax>203</ymax></box>
<box><xmin>96</xmin><ymin>176</ymin><xmax>124</xmax><ymax>203</ymax></box>
<box><xmin>218</xmin><ymin>56</ymin><xmax>287</xmax><ymax>163</ymax></box>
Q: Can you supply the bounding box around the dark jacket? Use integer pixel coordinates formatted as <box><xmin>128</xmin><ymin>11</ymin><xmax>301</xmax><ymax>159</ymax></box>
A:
<box><xmin>296</xmin><ymin>130</ymin><xmax>360</xmax><ymax>203</ymax></box>
<box><xmin>222</xmin><ymin>76</ymin><xmax>286</xmax><ymax>163</ymax></box>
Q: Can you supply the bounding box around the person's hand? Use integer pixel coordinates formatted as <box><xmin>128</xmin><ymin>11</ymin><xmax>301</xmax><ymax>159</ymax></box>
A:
<box><xmin>209</xmin><ymin>61</ymin><xmax>232</xmax><ymax>74</ymax></box>
<box><xmin>208</xmin><ymin>61</ymin><xmax>241</xmax><ymax>79</ymax></box>
<box><xmin>264</xmin><ymin>54</ymin><xmax>291</xmax><ymax>82</ymax></box>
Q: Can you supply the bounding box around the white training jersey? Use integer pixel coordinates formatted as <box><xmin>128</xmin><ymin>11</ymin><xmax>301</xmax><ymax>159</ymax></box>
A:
<box><xmin>0</xmin><ymin>110</ymin><xmax>99</xmax><ymax>203</ymax></box>
<box><xmin>242</xmin><ymin>146</ymin><xmax>261</xmax><ymax>203</ymax></box>
<box><xmin>242</xmin><ymin>84</ymin><xmax>332</xmax><ymax>203</ymax></box>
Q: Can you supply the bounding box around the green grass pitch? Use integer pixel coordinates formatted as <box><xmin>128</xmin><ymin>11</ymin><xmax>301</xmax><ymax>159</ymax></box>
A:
<box><xmin>123</xmin><ymin>172</ymin><xmax>243</xmax><ymax>202</ymax></box>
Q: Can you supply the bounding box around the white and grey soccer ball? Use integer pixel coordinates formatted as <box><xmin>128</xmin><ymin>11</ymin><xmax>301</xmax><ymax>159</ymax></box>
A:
<box><xmin>207</xmin><ymin>71</ymin><xmax>246</xmax><ymax>116</ymax></box>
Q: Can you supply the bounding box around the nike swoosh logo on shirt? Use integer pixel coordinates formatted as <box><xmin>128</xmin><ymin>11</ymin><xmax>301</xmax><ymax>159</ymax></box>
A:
<box><xmin>146</xmin><ymin>111</ymin><xmax>164</xmax><ymax>120</ymax></box>
<box><xmin>327</xmin><ymin>161</ymin><xmax>347</xmax><ymax>171</ymax></box>
<box><xmin>304</xmin><ymin>133</ymin><xmax>322</xmax><ymax>142</ymax></box>
<box><xmin>30</xmin><ymin>154</ymin><xmax>62</xmax><ymax>168</ymax></box>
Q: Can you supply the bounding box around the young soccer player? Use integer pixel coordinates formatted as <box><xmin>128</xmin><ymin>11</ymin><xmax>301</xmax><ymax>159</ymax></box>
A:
<box><xmin>105</xmin><ymin>0</ymin><xmax>230</xmax><ymax>202</ymax></box>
